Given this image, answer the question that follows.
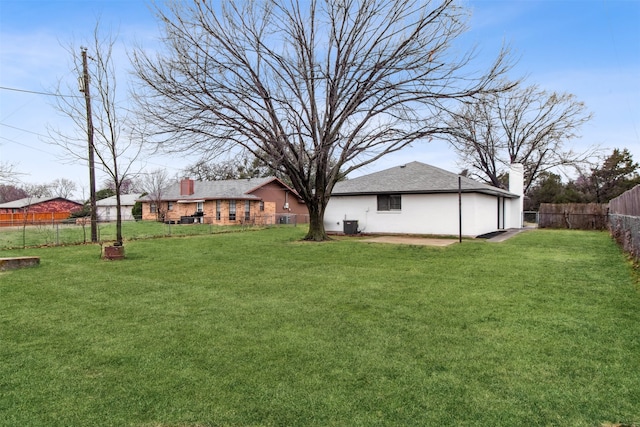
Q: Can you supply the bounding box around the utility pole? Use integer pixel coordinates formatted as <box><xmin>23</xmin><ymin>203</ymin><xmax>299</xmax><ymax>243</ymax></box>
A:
<box><xmin>80</xmin><ymin>47</ymin><xmax>98</xmax><ymax>243</ymax></box>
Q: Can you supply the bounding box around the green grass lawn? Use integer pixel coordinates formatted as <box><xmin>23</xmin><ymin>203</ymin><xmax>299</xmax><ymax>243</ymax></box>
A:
<box><xmin>1</xmin><ymin>228</ymin><xmax>638</xmax><ymax>426</ymax></box>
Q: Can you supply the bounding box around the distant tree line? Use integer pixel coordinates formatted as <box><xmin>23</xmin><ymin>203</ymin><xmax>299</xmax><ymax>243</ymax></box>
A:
<box><xmin>0</xmin><ymin>177</ymin><xmax>140</xmax><ymax>220</ymax></box>
<box><xmin>0</xmin><ymin>178</ymin><xmax>78</xmax><ymax>203</ymax></box>
<box><xmin>525</xmin><ymin>148</ymin><xmax>640</xmax><ymax>210</ymax></box>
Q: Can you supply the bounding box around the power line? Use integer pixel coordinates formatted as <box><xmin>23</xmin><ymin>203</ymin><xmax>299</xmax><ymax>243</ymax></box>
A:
<box><xmin>0</xmin><ymin>85</ymin><xmax>81</xmax><ymax>99</ymax></box>
<box><xmin>0</xmin><ymin>122</ymin><xmax>48</xmax><ymax>138</ymax></box>
<box><xmin>0</xmin><ymin>135</ymin><xmax>56</xmax><ymax>155</ymax></box>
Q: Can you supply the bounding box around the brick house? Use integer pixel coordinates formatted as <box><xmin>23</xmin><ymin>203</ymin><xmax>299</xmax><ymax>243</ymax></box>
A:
<box><xmin>0</xmin><ymin>196</ymin><xmax>83</xmax><ymax>214</ymax></box>
<box><xmin>138</xmin><ymin>177</ymin><xmax>307</xmax><ymax>225</ymax></box>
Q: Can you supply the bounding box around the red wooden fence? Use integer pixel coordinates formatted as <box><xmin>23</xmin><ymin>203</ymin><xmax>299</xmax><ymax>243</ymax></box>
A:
<box><xmin>0</xmin><ymin>212</ymin><xmax>72</xmax><ymax>227</ymax></box>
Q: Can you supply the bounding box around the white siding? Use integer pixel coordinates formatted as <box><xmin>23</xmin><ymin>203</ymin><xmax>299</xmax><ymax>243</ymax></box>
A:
<box><xmin>95</xmin><ymin>194</ymin><xmax>142</xmax><ymax>222</ymax></box>
<box><xmin>96</xmin><ymin>205</ymin><xmax>136</xmax><ymax>221</ymax></box>
<box><xmin>325</xmin><ymin>193</ymin><xmax>506</xmax><ymax>237</ymax></box>
<box><xmin>508</xmin><ymin>163</ymin><xmax>524</xmax><ymax>229</ymax></box>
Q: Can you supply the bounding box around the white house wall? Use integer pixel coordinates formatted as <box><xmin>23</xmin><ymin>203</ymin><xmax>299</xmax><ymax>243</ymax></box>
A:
<box><xmin>97</xmin><ymin>205</ymin><xmax>136</xmax><ymax>222</ymax></box>
<box><xmin>508</xmin><ymin>163</ymin><xmax>524</xmax><ymax>229</ymax></box>
<box><xmin>324</xmin><ymin>193</ymin><xmax>504</xmax><ymax>237</ymax></box>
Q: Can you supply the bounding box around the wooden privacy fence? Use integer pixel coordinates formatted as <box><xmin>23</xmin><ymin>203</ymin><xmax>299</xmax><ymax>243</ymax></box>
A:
<box><xmin>608</xmin><ymin>184</ymin><xmax>640</xmax><ymax>216</ymax></box>
<box><xmin>0</xmin><ymin>212</ymin><xmax>72</xmax><ymax>227</ymax></box>
<box><xmin>608</xmin><ymin>185</ymin><xmax>640</xmax><ymax>263</ymax></box>
<box><xmin>539</xmin><ymin>203</ymin><xmax>609</xmax><ymax>230</ymax></box>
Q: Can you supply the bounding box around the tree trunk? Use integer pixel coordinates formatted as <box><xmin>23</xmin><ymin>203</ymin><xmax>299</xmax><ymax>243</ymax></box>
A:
<box><xmin>304</xmin><ymin>201</ymin><xmax>329</xmax><ymax>241</ymax></box>
<box><xmin>115</xmin><ymin>191</ymin><xmax>123</xmax><ymax>245</ymax></box>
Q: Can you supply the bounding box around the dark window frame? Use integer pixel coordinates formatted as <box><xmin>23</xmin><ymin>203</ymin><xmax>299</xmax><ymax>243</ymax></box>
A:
<box><xmin>244</xmin><ymin>200</ymin><xmax>251</xmax><ymax>221</ymax></box>
<box><xmin>229</xmin><ymin>200</ymin><xmax>236</xmax><ymax>221</ymax></box>
<box><xmin>377</xmin><ymin>194</ymin><xmax>402</xmax><ymax>211</ymax></box>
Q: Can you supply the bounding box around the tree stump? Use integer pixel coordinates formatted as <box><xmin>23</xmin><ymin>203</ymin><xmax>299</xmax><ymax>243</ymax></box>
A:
<box><xmin>102</xmin><ymin>244</ymin><xmax>125</xmax><ymax>260</ymax></box>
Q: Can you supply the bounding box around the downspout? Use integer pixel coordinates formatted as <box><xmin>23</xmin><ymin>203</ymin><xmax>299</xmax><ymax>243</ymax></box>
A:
<box><xmin>458</xmin><ymin>176</ymin><xmax>462</xmax><ymax>243</ymax></box>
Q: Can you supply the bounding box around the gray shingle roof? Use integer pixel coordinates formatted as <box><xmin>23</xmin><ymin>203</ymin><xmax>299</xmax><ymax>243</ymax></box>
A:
<box><xmin>96</xmin><ymin>194</ymin><xmax>144</xmax><ymax>206</ymax></box>
<box><xmin>332</xmin><ymin>162</ymin><xmax>518</xmax><ymax>198</ymax></box>
<box><xmin>139</xmin><ymin>177</ymin><xmax>278</xmax><ymax>202</ymax></box>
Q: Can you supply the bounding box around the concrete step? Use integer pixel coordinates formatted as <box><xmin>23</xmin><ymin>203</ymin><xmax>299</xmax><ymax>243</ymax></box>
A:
<box><xmin>0</xmin><ymin>256</ymin><xmax>40</xmax><ymax>271</ymax></box>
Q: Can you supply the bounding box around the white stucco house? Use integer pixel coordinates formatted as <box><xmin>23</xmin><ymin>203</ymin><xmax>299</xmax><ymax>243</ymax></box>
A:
<box><xmin>324</xmin><ymin>162</ymin><xmax>524</xmax><ymax>237</ymax></box>
<box><xmin>96</xmin><ymin>194</ymin><xmax>143</xmax><ymax>222</ymax></box>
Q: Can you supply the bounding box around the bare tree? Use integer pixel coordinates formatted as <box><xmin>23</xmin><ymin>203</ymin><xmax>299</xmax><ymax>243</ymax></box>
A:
<box><xmin>18</xmin><ymin>184</ymin><xmax>51</xmax><ymax>248</ymax></box>
<box><xmin>442</xmin><ymin>82</ymin><xmax>594</xmax><ymax>192</ymax></box>
<box><xmin>184</xmin><ymin>158</ymin><xmax>246</xmax><ymax>181</ymax></box>
<box><xmin>49</xmin><ymin>178</ymin><xmax>78</xmax><ymax>199</ymax></box>
<box><xmin>139</xmin><ymin>168</ymin><xmax>171</xmax><ymax>222</ymax></box>
<box><xmin>183</xmin><ymin>153</ymin><xmax>274</xmax><ymax>181</ymax></box>
<box><xmin>0</xmin><ymin>161</ymin><xmax>18</xmax><ymax>183</ymax></box>
<box><xmin>101</xmin><ymin>177</ymin><xmax>139</xmax><ymax>194</ymax></box>
<box><xmin>49</xmin><ymin>23</ymin><xmax>142</xmax><ymax>246</ymax></box>
<box><xmin>27</xmin><ymin>184</ymin><xmax>54</xmax><ymax>198</ymax></box>
<box><xmin>132</xmin><ymin>0</ymin><xmax>512</xmax><ymax>240</ymax></box>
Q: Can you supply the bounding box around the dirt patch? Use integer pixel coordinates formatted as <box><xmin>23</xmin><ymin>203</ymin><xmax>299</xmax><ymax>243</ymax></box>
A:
<box><xmin>358</xmin><ymin>236</ymin><xmax>458</xmax><ymax>247</ymax></box>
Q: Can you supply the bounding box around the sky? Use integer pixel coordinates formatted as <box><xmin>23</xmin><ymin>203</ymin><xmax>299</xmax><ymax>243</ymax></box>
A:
<box><xmin>1</xmin><ymin>0</ymin><xmax>639</xmax><ymax>198</ymax></box>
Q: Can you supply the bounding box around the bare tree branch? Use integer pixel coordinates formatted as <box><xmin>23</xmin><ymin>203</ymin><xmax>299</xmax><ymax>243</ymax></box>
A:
<box><xmin>48</xmin><ymin>22</ymin><xmax>143</xmax><ymax>245</ymax></box>
<box><xmin>0</xmin><ymin>161</ymin><xmax>20</xmax><ymax>183</ymax></box>
<box><xmin>48</xmin><ymin>178</ymin><xmax>78</xmax><ymax>199</ymax></box>
<box><xmin>139</xmin><ymin>168</ymin><xmax>171</xmax><ymax>222</ymax></box>
<box><xmin>443</xmin><ymin>82</ymin><xmax>595</xmax><ymax>192</ymax></box>
<box><xmin>132</xmin><ymin>0</ymin><xmax>512</xmax><ymax>240</ymax></box>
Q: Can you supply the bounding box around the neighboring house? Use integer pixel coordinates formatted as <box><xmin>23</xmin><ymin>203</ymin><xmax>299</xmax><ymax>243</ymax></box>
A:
<box><xmin>0</xmin><ymin>196</ymin><xmax>83</xmax><ymax>214</ymax></box>
<box><xmin>324</xmin><ymin>161</ymin><xmax>524</xmax><ymax>237</ymax></box>
<box><xmin>138</xmin><ymin>177</ymin><xmax>307</xmax><ymax>225</ymax></box>
<box><xmin>96</xmin><ymin>194</ymin><xmax>144</xmax><ymax>222</ymax></box>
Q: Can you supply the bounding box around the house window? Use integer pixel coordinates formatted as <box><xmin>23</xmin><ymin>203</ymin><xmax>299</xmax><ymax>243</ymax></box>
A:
<box><xmin>259</xmin><ymin>201</ymin><xmax>264</xmax><ymax>211</ymax></box>
<box><xmin>150</xmin><ymin>203</ymin><xmax>157</xmax><ymax>214</ymax></box>
<box><xmin>244</xmin><ymin>200</ymin><xmax>251</xmax><ymax>221</ymax></box>
<box><xmin>377</xmin><ymin>194</ymin><xmax>401</xmax><ymax>211</ymax></box>
<box><xmin>196</xmin><ymin>201</ymin><xmax>204</xmax><ymax>213</ymax></box>
<box><xmin>216</xmin><ymin>200</ymin><xmax>221</xmax><ymax>221</ymax></box>
<box><xmin>167</xmin><ymin>202</ymin><xmax>174</xmax><ymax>211</ymax></box>
<box><xmin>229</xmin><ymin>200</ymin><xmax>236</xmax><ymax>221</ymax></box>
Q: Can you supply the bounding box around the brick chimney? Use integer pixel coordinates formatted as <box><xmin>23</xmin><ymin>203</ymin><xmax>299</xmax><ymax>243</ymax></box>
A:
<box><xmin>180</xmin><ymin>178</ymin><xmax>194</xmax><ymax>196</ymax></box>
